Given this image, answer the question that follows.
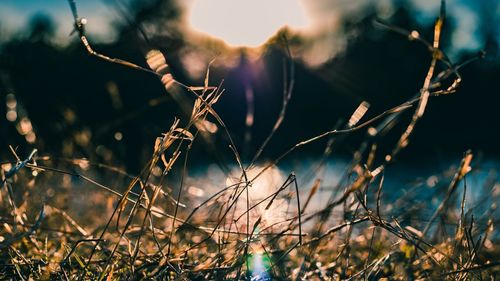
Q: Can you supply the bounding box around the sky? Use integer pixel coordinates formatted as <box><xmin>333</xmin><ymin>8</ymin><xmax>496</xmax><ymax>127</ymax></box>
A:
<box><xmin>0</xmin><ymin>0</ymin><xmax>118</xmax><ymax>43</ymax></box>
<box><xmin>0</xmin><ymin>0</ymin><xmax>497</xmax><ymax>55</ymax></box>
<box><xmin>187</xmin><ymin>0</ymin><xmax>310</xmax><ymax>47</ymax></box>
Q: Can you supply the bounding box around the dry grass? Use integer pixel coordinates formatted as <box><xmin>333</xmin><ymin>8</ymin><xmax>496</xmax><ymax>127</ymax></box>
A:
<box><xmin>0</xmin><ymin>1</ymin><xmax>498</xmax><ymax>280</ymax></box>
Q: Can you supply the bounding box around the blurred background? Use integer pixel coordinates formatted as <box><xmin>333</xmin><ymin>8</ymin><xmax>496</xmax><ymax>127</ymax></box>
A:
<box><xmin>0</xmin><ymin>0</ymin><xmax>499</xmax><ymax>173</ymax></box>
<box><xmin>1</xmin><ymin>3</ymin><xmax>499</xmax><ymax>276</ymax></box>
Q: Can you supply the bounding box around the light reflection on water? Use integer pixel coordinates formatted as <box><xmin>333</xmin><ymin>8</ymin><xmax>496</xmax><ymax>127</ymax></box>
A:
<box><xmin>186</xmin><ymin>158</ymin><xmax>499</xmax><ymax>236</ymax></box>
<box><xmin>163</xmin><ymin>158</ymin><xmax>499</xmax><ymax>278</ymax></box>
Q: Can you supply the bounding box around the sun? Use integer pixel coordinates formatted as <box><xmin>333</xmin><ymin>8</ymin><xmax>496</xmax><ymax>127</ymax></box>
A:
<box><xmin>187</xmin><ymin>0</ymin><xmax>309</xmax><ymax>48</ymax></box>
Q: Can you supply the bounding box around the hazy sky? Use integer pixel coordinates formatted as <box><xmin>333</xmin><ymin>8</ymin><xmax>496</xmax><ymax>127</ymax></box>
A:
<box><xmin>0</xmin><ymin>0</ymin><xmax>118</xmax><ymax>42</ymax></box>
<box><xmin>187</xmin><ymin>0</ymin><xmax>309</xmax><ymax>47</ymax></box>
<box><xmin>0</xmin><ymin>0</ymin><xmax>496</xmax><ymax>54</ymax></box>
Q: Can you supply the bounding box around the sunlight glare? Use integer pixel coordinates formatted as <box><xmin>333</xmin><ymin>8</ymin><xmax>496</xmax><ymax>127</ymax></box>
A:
<box><xmin>188</xmin><ymin>0</ymin><xmax>309</xmax><ymax>47</ymax></box>
<box><xmin>226</xmin><ymin>165</ymin><xmax>287</xmax><ymax>232</ymax></box>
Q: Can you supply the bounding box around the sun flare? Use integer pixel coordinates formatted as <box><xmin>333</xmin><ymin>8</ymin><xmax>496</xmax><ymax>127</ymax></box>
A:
<box><xmin>187</xmin><ymin>0</ymin><xmax>309</xmax><ymax>48</ymax></box>
<box><xmin>225</xmin><ymin>165</ymin><xmax>287</xmax><ymax>231</ymax></box>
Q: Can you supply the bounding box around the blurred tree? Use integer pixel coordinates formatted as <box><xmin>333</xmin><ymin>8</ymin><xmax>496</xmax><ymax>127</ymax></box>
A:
<box><xmin>477</xmin><ymin>0</ymin><xmax>499</xmax><ymax>59</ymax></box>
<box><xmin>0</xmin><ymin>1</ymin><xmax>499</xmax><ymax>168</ymax></box>
<box><xmin>110</xmin><ymin>0</ymin><xmax>183</xmax><ymax>50</ymax></box>
<box><xmin>27</xmin><ymin>13</ymin><xmax>56</xmax><ymax>43</ymax></box>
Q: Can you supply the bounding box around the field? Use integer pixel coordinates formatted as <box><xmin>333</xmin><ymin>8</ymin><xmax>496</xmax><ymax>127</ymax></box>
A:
<box><xmin>1</xmin><ymin>0</ymin><xmax>499</xmax><ymax>280</ymax></box>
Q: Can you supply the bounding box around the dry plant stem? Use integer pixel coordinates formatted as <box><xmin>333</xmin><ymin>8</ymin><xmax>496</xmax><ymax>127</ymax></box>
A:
<box><xmin>300</xmin><ymin>119</ymin><xmax>343</xmax><ymax>186</ymax></box>
<box><xmin>33</xmin><ymin>156</ymin><xmax>184</xmax><ymax>206</ymax></box>
<box><xmin>130</xmin><ymin>168</ymin><xmax>168</xmax><ymax>266</ymax></box>
<box><xmin>303</xmin><ymin>217</ymin><xmax>370</xmax><ymax>246</ymax></box>
<box><xmin>2</xmin><ymin>149</ymin><xmax>38</xmax><ymax>228</ymax></box>
<box><xmin>0</xmin><ymin>219</ymin><xmax>83</xmax><ymax>237</ymax></box>
<box><xmin>300</xmin><ymin>179</ymin><xmax>321</xmax><ymax>215</ymax></box>
<box><xmin>46</xmin><ymin>206</ymin><xmax>89</xmax><ymax>237</ymax></box>
<box><xmin>20</xmin><ymin>155</ymin><xmax>460</xmax><ymax>276</ymax></box>
<box><xmin>21</xmin><ymin>163</ymin><xmax>185</xmax><ymax>221</ymax></box>
<box><xmin>2</xmin><ymin>147</ymin><xmax>37</xmax><ymax>186</ymax></box>
<box><xmin>66</xmin><ymin>2</ymin><xmax>455</xmax><ymax>257</ymax></box>
<box><xmin>81</xmin><ymin>136</ymin><xmax>185</xmax><ymax>279</ymax></box>
<box><xmin>0</xmin><ymin>206</ymin><xmax>44</xmax><ymax>249</ymax></box>
<box><xmin>60</xmin><ymin>239</ymin><xmax>103</xmax><ymax>266</ymax></box>
<box><xmin>418</xmin><ymin>151</ymin><xmax>473</xmax><ymax>245</ymax></box>
<box><xmin>441</xmin><ymin>261</ymin><xmax>500</xmax><ymax>276</ymax></box>
<box><xmin>390</xmin><ymin>9</ymin><xmax>443</xmax><ymax>158</ymax></box>
<box><xmin>375</xmin><ymin>172</ymin><xmax>385</xmax><ymax>219</ymax></box>
<box><xmin>248</xmin><ymin>35</ymin><xmax>295</xmax><ymax>167</ymax></box>
<box><xmin>166</xmin><ymin>140</ymin><xmax>192</xmax><ymax>258</ymax></box>
<box><xmin>254</xmin><ymin>101</ymin><xmax>415</xmax><ymax>183</ymax></box>
<box><xmin>281</xmin><ymin>174</ymin><xmax>302</xmax><ymax>245</ymax></box>
<box><xmin>313</xmin><ymin>145</ymin><xmax>368</xmax><ymax>236</ymax></box>
<box><xmin>99</xmin><ymin>120</ymin><xmax>193</xmax><ymax>277</ymax></box>
<box><xmin>456</xmin><ymin>220</ymin><xmax>481</xmax><ymax>280</ymax></box>
<box><xmin>3</xmin><ymin>1</ymin><xmax>484</xmax><ymax>279</ymax></box>
<box><xmin>169</xmin><ymin>111</ymin><xmax>251</xmax><ymax>251</ymax></box>
<box><xmin>353</xmin><ymin>186</ymin><xmax>458</xmax><ymax>268</ymax></box>
<box><xmin>182</xmin><ymin>181</ymin><xmax>251</xmax><ymax>253</ymax></box>
<box><xmin>363</xmin><ymin>225</ymin><xmax>378</xmax><ymax>280</ymax></box>
<box><xmin>53</xmin><ymin>21</ymin><xmax>235</xmax><ymax>271</ymax></box>
<box><xmin>62</xmin><ymin>23</ymin><xmax>244</xmax><ymax>271</ymax></box>
<box><xmin>129</xmin><ymin>123</ymin><xmax>202</xmax><ymax>264</ymax></box>
<box><xmin>67</xmin><ymin>0</ymin><xmax>158</xmax><ymax>77</ymax></box>
<box><xmin>234</xmin><ymin>173</ymin><xmax>295</xmax><ymax>223</ymax></box>
<box><xmin>86</xmin><ymin>163</ymin><xmax>154</xmax><ymax>280</ymax></box>
<box><xmin>67</xmin><ymin>0</ymin><xmax>478</xmax><ymax>194</ymax></box>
